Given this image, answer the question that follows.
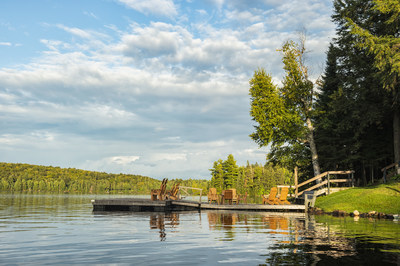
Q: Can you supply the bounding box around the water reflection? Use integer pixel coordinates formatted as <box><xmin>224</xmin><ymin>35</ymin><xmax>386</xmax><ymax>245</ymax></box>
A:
<box><xmin>149</xmin><ymin>213</ymin><xmax>180</xmax><ymax>241</ymax></box>
<box><xmin>1</xmin><ymin>193</ymin><xmax>399</xmax><ymax>265</ymax></box>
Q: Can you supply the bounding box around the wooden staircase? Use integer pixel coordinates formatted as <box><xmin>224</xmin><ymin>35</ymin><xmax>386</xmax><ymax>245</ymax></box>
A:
<box><xmin>295</xmin><ymin>170</ymin><xmax>355</xmax><ymax>199</ymax></box>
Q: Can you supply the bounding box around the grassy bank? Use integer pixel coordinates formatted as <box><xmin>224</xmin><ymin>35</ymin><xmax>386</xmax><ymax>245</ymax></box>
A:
<box><xmin>315</xmin><ymin>181</ymin><xmax>400</xmax><ymax>214</ymax></box>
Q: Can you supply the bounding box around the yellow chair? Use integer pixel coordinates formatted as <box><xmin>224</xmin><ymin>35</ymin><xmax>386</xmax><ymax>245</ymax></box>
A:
<box><xmin>207</xmin><ymin>188</ymin><xmax>219</xmax><ymax>204</ymax></box>
<box><xmin>276</xmin><ymin>187</ymin><xmax>290</xmax><ymax>205</ymax></box>
<box><xmin>262</xmin><ymin>187</ymin><xmax>278</xmax><ymax>205</ymax></box>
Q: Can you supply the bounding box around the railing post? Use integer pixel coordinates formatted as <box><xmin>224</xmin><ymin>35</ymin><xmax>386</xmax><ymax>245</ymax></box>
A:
<box><xmin>383</xmin><ymin>168</ymin><xmax>387</xmax><ymax>184</ymax></box>
<box><xmin>294</xmin><ymin>166</ymin><xmax>298</xmax><ymax>198</ymax></box>
<box><xmin>327</xmin><ymin>173</ymin><xmax>330</xmax><ymax>195</ymax></box>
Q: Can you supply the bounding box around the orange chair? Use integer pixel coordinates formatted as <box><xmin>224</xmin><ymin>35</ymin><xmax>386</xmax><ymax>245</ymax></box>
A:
<box><xmin>166</xmin><ymin>183</ymin><xmax>180</xmax><ymax>200</ymax></box>
<box><xmin>151</xmin><ymin>178</ymin><xmax>168</xmax><ymax>201</ymax></box>
<box><xmin>276</xmin><ymin>187</ymin><xmax>290</xmax><ymax>205</ymax></box>
<box><xmin>223</xmin><ymin>189</ymin><xmax>238</xmax><ymax>204</ymax></box>
<box><xmin>262</xmin><ymin>187</ymin><xmax>278</xmax><ymax>205</ymax></box>
<box><xmin>207</xmin><ymin>188</ymin><xmax>218</xmax><ymax>204</ymax></box>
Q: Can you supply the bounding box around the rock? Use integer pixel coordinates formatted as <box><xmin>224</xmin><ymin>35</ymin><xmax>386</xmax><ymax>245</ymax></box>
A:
<box><xmin>353</xmin><ymin>210</ymin><xmax>360</xmax><ymax>216</ymax></box>
<box><xmin>368</xmin><ymin>211</ymin><xmax>376</xmax><ymax>217</ymax></box>
<box><xmin>386</xmin><ymin>214</ymin><xmax>394</xmax><ymax>219</ymax></box>
<box><xmin>332</xmin><ymin>210</ymin><xmax>347</xmax><ymax>217</ymax></box>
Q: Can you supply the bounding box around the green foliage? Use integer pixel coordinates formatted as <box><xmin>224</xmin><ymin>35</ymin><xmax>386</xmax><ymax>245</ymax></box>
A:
<box><xmin>315</xmin><ymin>181</ymin><xmax>400</xmax><ymax>214</ymax></box>
<box><xmin>0</xmin><ymin>162</ymin><xmax>209</xmax><ymax>194</ymax></box>
<box><xmin>249</xmin><ymin>39</ymin><xmax>321</xmax><ymax>177</ymax></box>
<box><xmin>209</xmin><ymin>155</ymin><xmax>292</xmax><ymax>198</ymax></box>
<box><xmin>314</xmin><ymin>0</ymin><xmax>396</xmax><ymax>185</ymax></box>
<box><xmin>346</xmin><ymin>0</ymin><xmax>400</xmax><ymax>91</ymax></box>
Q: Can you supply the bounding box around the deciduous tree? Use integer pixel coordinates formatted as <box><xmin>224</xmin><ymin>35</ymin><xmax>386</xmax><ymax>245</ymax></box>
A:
<box><xmin>249</xmin><ymin>39</ymin><xmax>321</xmax><ymax>177</ymax></box>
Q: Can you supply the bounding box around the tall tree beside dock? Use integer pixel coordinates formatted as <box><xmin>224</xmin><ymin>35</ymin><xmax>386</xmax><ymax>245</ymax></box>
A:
<box><xmin>249</xmin><ymin>39</ymin><xmax>321</xmax><ymax>177</ymax></box>
<box><xmin>314</xmin><ymin>0</ymin><xmax>398</xmax><ymax>184</ymax></box>
<box><xmin>345</xmin><ymin>0</ymin><xmax>400</xmax><ymax>174</ymax></box>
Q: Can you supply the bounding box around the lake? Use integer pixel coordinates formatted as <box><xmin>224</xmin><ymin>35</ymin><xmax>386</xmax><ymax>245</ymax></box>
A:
<box><xmin>0</xmin><ymin>193</ymin><xmax>399</xmax><ymax>265</ymax></box>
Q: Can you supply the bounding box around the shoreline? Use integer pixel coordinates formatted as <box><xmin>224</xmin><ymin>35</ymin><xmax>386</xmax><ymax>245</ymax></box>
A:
<box><xmin>308</xmin><ymin>207</ymin><xmax>399</xmax><ymax>220</ymax></box>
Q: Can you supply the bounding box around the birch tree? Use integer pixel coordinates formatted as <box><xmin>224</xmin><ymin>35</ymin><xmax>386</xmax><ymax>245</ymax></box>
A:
<box><xmin>249</xmin><ymin>39</ymin><xmax>321</xmax><ymax>177</ymax></box>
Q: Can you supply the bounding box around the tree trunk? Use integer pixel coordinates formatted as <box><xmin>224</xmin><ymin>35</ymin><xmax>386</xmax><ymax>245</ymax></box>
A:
<box><xmin>393</xmin><ymin>109</ymin><xmax>400</xmax><ymax>174</ymax></box>
<box><xmin>306</xmin><ymin>117</ymin><xmax>321</xmax><ymax>178</ymax></box>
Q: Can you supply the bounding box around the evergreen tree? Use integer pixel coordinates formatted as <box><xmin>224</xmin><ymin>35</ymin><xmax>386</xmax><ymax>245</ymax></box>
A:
<box><xmin>222</xmin><ymin>154</ymin><xmax>239</xmax><ymax>189</ymax></box>
<box><xmin>345</xmin><ymin>0</ymin><xmax>400</xmax><ymax>173</ymax></box>
<box><xmin>314</xmin><ymin>0</ymin><xmax>394</xmax><ymax>184</ymax></box>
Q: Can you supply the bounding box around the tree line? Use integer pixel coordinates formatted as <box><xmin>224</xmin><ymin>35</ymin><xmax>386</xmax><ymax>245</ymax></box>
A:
<box><xmin>249</xmin><ymin>0</ymin><xmax>399</xmax><ymax>185</ymax></box>
<box><xmin>0</xmin><ymin>162</ymin><xmax>209</xmax><ymax>194</ymax></box>
<box><xmin>209</xmin><ymin>154</ymin><xmax>292</xmax><ymax>198</ymax></box>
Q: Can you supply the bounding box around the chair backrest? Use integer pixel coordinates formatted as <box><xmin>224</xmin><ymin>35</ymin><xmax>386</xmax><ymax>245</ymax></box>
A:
<box><xmin>224</xmin><ymin>189</ymin><xmax>233</xmax><ymax>200</ymax></box>
<box><xmin>268</xmin><ymin>187</ymin><xmax>278</xmax><ymax>200</ymax></box>
<box><xmin>209</xmin><ymin>188</ymin><xmax>217</xmax><ymax>195</ymax></box>
<box><xmin>160</xmin><ymin>178</ymin><xmax>168</xmax><ymax>194</ymax></box>
<box><xmin>171</xmin><ymin>183</ymin><xmax>180</xmax><ymax>196</ymax></box>
<box><xmin>279</xmin><ymin>187</ymin><xmax>288</xmax><ymax>200</ymax></box>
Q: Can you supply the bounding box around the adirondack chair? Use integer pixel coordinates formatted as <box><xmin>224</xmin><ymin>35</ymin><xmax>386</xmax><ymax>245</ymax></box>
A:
<box><xmin>223</xmin><ymin>189</ymin><xmax>238</xmax><ymax>205</ymax></box>
<box><xmin>276</xmin><ymin>187</ymin><xmax>290</xmax><ymax>205</ymax></box>
<box><xmin>262</xmin><ymin>187</ymin><xmax>278</xmax><ymax>205</ymax></box>
<box><xmin>166</xmin><ymin>183</ymin><xmax>180</xmax><ymax>200</ymax></box>
<box><xmin>151</xmin><ymin>178</ymin><xmax>168</xmax><ymax>201</ymax></box>
<box><xmin>207</xmin><ymin>188</ymin><xmax>218</xmax><ymax>204</ymax></box>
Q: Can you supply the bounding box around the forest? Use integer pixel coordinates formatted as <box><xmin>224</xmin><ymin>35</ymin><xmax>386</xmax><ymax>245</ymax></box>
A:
<box><xmin>249</xmin><ymin>0</ymin><xmax>400</xmax><ymax>186</ymax></box>
<box><xmin>209</xmin><ymin>154</ymin><xmax>292</xmax><ymax>198</ymax></box>
<box><xmin>0</xmin><ymin>162</ymin><xmax>209</xmax><ymax>194</ymax></box>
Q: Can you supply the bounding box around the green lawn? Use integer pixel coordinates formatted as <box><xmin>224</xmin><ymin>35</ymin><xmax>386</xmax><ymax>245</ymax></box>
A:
<box><xmin>315</xmin><ymin>181</ymin><xmax>400</xmax><ymax>214</ymax></box>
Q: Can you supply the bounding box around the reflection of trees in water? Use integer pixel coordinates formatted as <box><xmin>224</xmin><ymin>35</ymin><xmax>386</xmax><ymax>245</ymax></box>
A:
<box><xmin>149</xmin><ymin>213</ymin><xmax>180</xmax><ymax>241</ymax></box>
<box><xmin>207</xmin><ymin>212</ymin><xmax>250</xmax><ymax>241</ymax></box>
<box><xmin>263</xmin><ymin>215</ymin><xmax>400</xmax><ymax>265</ymax></box>
<box><xmin>207</xmin><ymin>212</ymin><xmax>396</xmax><ymax>265</ymax></box>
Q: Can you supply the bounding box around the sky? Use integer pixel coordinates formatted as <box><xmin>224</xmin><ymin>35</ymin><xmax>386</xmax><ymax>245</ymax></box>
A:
<box><xmin>0</xmin><ymin>0</ymin><xmax>335</xmax><ymax>180</ymax></box>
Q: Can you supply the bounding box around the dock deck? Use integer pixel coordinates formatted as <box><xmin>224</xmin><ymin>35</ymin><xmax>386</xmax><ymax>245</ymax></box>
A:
<box><xmin>91</xmin><ymin>198</ymin><xmax>305</xmax><ymax>212</ymax></box>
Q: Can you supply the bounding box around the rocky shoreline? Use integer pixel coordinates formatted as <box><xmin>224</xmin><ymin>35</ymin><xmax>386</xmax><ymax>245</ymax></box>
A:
<box><xmin>308</xmin><ymin>207</ymin><xmax>399</xmax><ymax>220</ymax></box>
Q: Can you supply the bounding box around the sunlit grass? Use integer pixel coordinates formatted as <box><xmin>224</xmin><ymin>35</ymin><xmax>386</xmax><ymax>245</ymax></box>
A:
<box><xmin>315</xmin><ymin>181</ymin><xmax>400</xmax><ymax>214</ymax></box>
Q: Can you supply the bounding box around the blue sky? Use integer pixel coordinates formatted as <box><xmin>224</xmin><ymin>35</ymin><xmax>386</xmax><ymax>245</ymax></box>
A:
<box><xmin>0</xmin><ymin>0</ymin><xmax>335</xmax><ymax>179</ymax></box>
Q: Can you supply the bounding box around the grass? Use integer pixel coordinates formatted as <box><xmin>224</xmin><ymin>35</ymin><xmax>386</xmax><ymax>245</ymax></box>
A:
<box><xmin>315</xmin><ymin>180</ymin><xmax>400</xmax><ymax>214</ymax></box>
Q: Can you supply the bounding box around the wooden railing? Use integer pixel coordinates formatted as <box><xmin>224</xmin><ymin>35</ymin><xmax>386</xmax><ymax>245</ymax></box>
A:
<box><xmin>381</xmin><ymin>162</ymin><xmax>399</xmax><ymax>183</ymax></box>
<box><xmin>178</xmin><ymin>186</ymin><xmax>203</xmax><ymax>203</ymax></box>
<box><xmin>295</xmin><ymin>170</ymin><xmax>355</xmax><ymax>198</ymax></box>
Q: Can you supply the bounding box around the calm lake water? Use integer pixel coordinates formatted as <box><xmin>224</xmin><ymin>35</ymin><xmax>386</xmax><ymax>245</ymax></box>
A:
<box><xmin>0</xmin><ymin>193</ymin><xmax>399</xmax><ymax>265</ymax></box>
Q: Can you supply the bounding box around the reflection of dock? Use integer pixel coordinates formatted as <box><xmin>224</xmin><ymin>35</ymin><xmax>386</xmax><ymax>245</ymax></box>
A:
<box><xmin>92</xmin><ymin>199</ymin><xmax>305</xmax><ymax>212</ymax></box>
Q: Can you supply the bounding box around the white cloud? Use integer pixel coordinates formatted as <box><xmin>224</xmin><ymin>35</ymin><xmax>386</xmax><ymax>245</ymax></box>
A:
<box><xmin>0</xmin><ymin>0</ymin><xmax>335</xmax><ymax>178</ymax></box>
<box><xmin>117</xmin><ymin>0</ymin><xmax>178</xmax><ymax>17</ymax></box>
<box><xmin>110</xmin><ymin>156</ymin><xmax>140</xmax><ymax>165</ymax></box>
<box><xmin>0</xmin><ymin>42</ymin><xmax>12</xmax><ymax>46</ymax></box>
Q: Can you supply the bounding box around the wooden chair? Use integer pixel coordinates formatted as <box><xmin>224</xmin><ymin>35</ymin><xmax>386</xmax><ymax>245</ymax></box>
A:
<box><xmin>223</xmin><ymin>189</ymin><xmax>238</xmax><ymax>205</ymax></box>
<box><xmin>166</xmin><ymin>183</ymin><xmax>180</xmax><ymax>200</ymax></box>
<box><xmin>151</xmin><ymin>178</ymin><xmax>168</xmax><ymax>201</ymax></box>
<box><xmin>262</xmin><ymin>187</ymin><xmax>278</xmax><ymax>205</ymax></box>
<box><xmin>276</xmin><ymin>187</ymin><xmax>290</xmax><ymax>205</ymax></box>
<box><xmin>207</xmin><ymin>188</ymin><xmax>218</xmax><ymax>204</ymax></box>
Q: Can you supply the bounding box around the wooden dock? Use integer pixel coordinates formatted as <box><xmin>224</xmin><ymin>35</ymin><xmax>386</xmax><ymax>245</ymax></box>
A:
<box><xmin>91</xmin><ymin>198</ymin><xmax>305</xmax><ymax>212</ymax></box>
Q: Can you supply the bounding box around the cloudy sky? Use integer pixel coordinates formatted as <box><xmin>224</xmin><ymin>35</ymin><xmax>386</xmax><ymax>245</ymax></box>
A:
<box><xmin>0</xmin><ymin>0</ymin><xmax>335</xmax><ymax>180</ymax></box>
